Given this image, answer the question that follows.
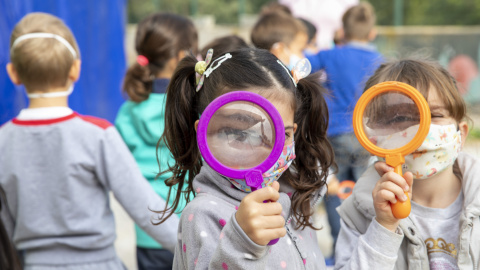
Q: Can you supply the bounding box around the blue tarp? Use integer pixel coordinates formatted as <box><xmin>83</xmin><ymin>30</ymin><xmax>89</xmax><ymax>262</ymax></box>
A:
<box><xmin>0</xmin><ymin>0</ymin><xmax>127</xmax><ymax>125</ymax></box>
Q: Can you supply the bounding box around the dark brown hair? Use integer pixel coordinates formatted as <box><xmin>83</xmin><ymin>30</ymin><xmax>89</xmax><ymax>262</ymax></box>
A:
<box><xmin>123</xmin><ymin>13</ymin><xmax>198</xmax><ymax>102</ymax></box>
<box><xmin>365</xmin><ymin>58</ymin><xmax>467</xmax><ymax>123</ymax></box>
<box><xmin>342</xmin><ymin>2</ymin><xmax>376</xmax><ymax>41</ymax></box>
<box><xmin>157</xmin><ymin>48</ymin><xmax>335</xmax><ymax>230</ymax></box>
<box><xmin>200</xmin><ymin>35</ymin><xmax>249</xmax><ymax>60</ymax></box>
<box><xmin>10</xmin><ymin>12</ymin><xmax>80</xmax><ymax>92</ymax></box>
<box><xmin>0</xmin><ymin>188</ymin><xmax>22</xmax><ymax>270</ymax></box>
<box><xmin>260</xmin><ymin>2</ymin><xmax>292</xmax><ymax>16</ymax></box>
<box><xmin>251</xmin><ymin>13</ymin><xmax>306</xmax><ymax>50</ymax></box>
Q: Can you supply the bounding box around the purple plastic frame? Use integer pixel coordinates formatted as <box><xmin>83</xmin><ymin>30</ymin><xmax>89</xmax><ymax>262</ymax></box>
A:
<box><xmin>197</xmin><ymin>91</ymin><xmax>286</xmax><ymax>189</ymax></box>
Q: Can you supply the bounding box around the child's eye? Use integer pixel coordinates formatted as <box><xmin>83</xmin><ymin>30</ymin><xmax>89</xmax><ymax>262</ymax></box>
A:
<box><xmin>432</xmin><ymin>114</ymin><xmax>443</xmax><ymax>118</ymax></box>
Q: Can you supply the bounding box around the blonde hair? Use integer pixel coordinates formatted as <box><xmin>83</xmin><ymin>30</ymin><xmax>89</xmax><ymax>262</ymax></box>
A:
<box><xmin>10</xmin><ymin>12</ymin><xmax>80</xmax><ymax>92</ymax></box>
<box><xmin>364</xmin><ymin>58</ymin><xmax>467</xmax><ymax>123</ymax></box>
<box><xmin>342</xmin><ymin>2</ymin><xmax>376</xmax><ymax>41</ymax></box>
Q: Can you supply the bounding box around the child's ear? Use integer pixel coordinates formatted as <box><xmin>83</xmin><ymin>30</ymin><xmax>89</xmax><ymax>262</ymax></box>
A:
<box><xmin>367</xmin><ymin>28</ymin><xmax>377</xmax><ymax>41</ymax></box>
<box><xmin>6</xmin><ymin>63</ymin><xmax>21</xmax><ymax>85</ymax></box>
<box><xmin>68</xmin><ymin>59</ymin><xmax>81</xmax><ymax>83</ymax></box>
<box><xmin>194</xmin><ymin>120</ymin><xmax>199</xmax><ymax>133</ymax></box>
<box><xmin>270</xmin><ymin>42</ymin><xmax>288</xmax><ymax>64</ymax></box>
<box><xmin>293</xmin><ymin>123</ymin><xmax>298</xmax><ymax>134</ymax></box>
<box><xmin>459</xmin><ymin>121</ymin><xmax>469</xmax><ymax>148</ymax></box>
<box><xmin>177</xmin><ymin>50</ymin><xmax>187</xmax><ymax>61</ymax></box>
<box><xmin>335</xmin><ymin>29</ymin><xmax>345</xmax><ymax>42</ymax></box>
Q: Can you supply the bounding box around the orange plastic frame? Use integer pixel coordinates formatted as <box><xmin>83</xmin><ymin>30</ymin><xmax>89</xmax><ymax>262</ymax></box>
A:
<box><xmin>353</xmin><ymin>81</ymin><xmax>431</xmax><ymax>219</ymax></box>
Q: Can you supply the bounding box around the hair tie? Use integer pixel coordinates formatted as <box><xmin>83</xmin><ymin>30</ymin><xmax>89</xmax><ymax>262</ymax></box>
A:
<box><xmin>137</xmin><ymin>55</ymin><xmax>149</xmax><ymax>66</ymax></box>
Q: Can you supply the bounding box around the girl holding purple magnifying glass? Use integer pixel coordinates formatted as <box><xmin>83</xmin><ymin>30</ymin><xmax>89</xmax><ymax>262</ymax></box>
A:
<box><xmin>155</xmin><ymin>48</ymin><xmax>335</xmax><ymax>269</ymax></box>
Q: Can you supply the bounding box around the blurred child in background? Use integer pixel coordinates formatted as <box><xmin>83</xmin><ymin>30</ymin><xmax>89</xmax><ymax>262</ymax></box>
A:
<box><xmin>0</xmin><ymin>12</ymin><xmax>179</xmax><ymax>269</ymax></box>
<box><xmin>200</xmin><ymin>35</ymin><xmax>248</xmax><ymax>60</ymax></box>
<box><xmin>115</xmin><ymin>13</ymin><xmax>197</xmax><ymax>270</ymax></box>
<box><xmin>251</xmin><ymin>11</ymin><xmax>308</xmax><ymax>70</ymax></box>
<box><xmin>299</xmin><ymin>18</ymin><xmax>319</xmax><ymax>56</ymax></box>
<box><xmin>306</xmin><ymin>2</ymin><xmax>383</xmax><ymax>264</ymax></box>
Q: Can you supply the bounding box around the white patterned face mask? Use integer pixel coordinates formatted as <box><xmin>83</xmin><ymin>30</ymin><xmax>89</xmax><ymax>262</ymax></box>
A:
<box><xmin>375</xmin><ymin>124</ymin><xmax>462</xmax><ymax>179</ymax></box>
<box><xmin>227</xmin><ymin>141</ymin><xmax>296</xmax><ymax>193</ymax></box>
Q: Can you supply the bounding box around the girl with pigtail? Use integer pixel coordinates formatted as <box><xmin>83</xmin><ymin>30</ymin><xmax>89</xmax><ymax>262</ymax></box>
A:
<box><xmin>115</xmin><ymin>12</ymin><xmax>197</xmax><ymax>269</ymax></box>
<box><xmin>158</xmin><ymin>47</ymin><xmax>336</xmax><ymax>269</ymax></box>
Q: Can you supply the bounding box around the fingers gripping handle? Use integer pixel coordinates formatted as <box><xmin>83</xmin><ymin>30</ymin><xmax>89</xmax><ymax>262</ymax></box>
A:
<box><xmin>387</xmin><ymin>158</ymin><xmax>411</xmax><ymax>219</ymax></box>
<box><xmin>246</xmin><ymin>170</ymin><xmax>280</xmax><ymax>245</ymax></box>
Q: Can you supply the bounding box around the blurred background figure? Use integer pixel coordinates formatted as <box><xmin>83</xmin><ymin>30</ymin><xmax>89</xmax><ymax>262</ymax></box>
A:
<box><xmin>279</xmin><ymin>0</ymin><xmax>358</xmax><ymax>50</ymax></box>
<box><xmin>115</xmin><ymin>12</ymin><xmax>198</xmax><ymax>270</ymax></box>
<box><xmin>299</xmin><ymin>18</ymin><xmax>319</xmax><ymax>55</ymax></box>
<box><xmin>307</xmin><ymin>2</ymin><xmax>383</xmax><ymax>266</ymax></box>
<box><xmin>0</xmin><ymin>1</ymin><xmax>126</xmax><ymax>125</ymax></box>
<box><xmin>200</xmin><ymin>35</ymin><xmax>249</xmax><ymax>60</ymax></box>
<box><xmin>251</xmin><ymin>11</ymin><xmax>308</xmax><ymax>69</ymax></box>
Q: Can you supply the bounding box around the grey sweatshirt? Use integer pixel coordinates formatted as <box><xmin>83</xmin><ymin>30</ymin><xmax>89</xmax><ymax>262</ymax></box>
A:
<box><xmin>335</xmin><ymin>152</ymin><xmax>480</xmax><ymax>270</ymax></box>
<box><xmin>173</xmin><ymin>165</ymin><xmax>327</xmax><ymax>270</ymax></box>
<box><xmin>0</xmin><ymin>110</ymin><xmax>179</xmax><ymax>266</ymax></box>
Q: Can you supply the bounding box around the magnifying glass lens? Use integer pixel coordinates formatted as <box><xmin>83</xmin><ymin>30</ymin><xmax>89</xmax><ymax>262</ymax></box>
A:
<box><xmin>363</xmin><ymin>91</ymin><xmax>421</xmax><ymax>150</ymax></box>
<box><xmin>206</xmin><ymin>101</ymin><xmax>276</xmax><ymax>169</ymax></box>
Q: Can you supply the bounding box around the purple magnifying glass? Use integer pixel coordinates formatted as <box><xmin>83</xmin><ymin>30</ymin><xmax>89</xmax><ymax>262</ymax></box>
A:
<box><xmin>197</xmin><ymin>91</ymin><xmax>285</xmax><ymax>245</ymax></box>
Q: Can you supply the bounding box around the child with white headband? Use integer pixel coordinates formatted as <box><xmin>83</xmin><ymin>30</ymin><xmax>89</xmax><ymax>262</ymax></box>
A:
<box><xmin>335</xmin><ymin>58</ymin><xmax>478</xmax><ymax>269</ymax></box>
<box><xmin>0</xmin><ymin>12</ymin><xmax>179</xmax><ymax>269</ymax></box>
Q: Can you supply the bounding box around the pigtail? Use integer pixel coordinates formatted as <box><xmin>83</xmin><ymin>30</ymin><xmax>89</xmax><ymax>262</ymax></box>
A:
<box><xmin>287</xmin><ymin>73</ymin><xmax>336</xmax><ymax>230</ymax></box>
<box><xmin>154</xmin><ymin>55</ymin><xmax>202</xmax><ymax>224</ymax></box>
<box><xmin>122</xmin><ymin>63</ymin><xmax>154</xmax><ymax>102</ymax></box>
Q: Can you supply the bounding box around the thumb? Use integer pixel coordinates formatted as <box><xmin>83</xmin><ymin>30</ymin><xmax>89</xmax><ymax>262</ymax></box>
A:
<box><xmin>248</xmin><ymin>184</ymin><xmax>280</xmax><ymax>203</ymax></box>
<box><xmin>374</xmin><ymin>161</ymin><xmax>393</xmax><ymax>177</ymax></box>
<box><xmin>271</xmin><ymin>181</ymin><xmax>280</xmax><ymax>192</ymax></box>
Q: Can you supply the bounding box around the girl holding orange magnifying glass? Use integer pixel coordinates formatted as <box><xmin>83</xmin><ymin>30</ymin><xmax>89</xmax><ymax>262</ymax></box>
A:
<box><xmin>335</xmin><ymin>58</ymin><xmax>479</xmax><ymax>270</ymax></box>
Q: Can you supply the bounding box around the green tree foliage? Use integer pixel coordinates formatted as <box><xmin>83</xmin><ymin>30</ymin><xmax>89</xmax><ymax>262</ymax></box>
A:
<box><xmin>369</xmin><ymin>0</ymin><xmax>480</xmax><ymax>25</ymax></box>
<box><xmin>128</xmin><ymin>0</ymin><xmax>480</xmax><ymax>25</ymax></box>
<box><xmin>128</xmin><ymin>0</ymin><xmax>270</xmax><ymax>24</ymax></box>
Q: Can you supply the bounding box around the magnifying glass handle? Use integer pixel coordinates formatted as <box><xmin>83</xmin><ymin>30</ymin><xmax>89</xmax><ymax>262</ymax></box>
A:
<box><xmin>246</xmin><ymin>171</ymin><xmax>280</xmax><ymax>245</ymax></box>
<box><xmin>391</xmin><ymin>165</ymin><xmax>411</xmax><ymax>219</ymax></box>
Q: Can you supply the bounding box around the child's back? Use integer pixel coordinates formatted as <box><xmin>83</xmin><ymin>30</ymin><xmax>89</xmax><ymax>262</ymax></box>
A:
<box><xmin>306</xmin><ymin>4</ymin><xmax>382</xmax><ymax>259</ymax></box>
<box><xmin>115</xmin><ymin>12</ymin><xmax>198</xmax><ymax>269</ymax></box>
<box><xmin>0</xmin><ymin>13</ymin><xmax>179</xmax><ymax>268</ymax></box>
<box><xmin>308</xmin><ymin>2</ymin><xmax>382</xmax><ymax>137</ymax></box>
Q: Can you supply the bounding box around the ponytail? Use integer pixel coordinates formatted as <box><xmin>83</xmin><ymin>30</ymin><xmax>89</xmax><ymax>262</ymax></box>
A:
<box><xmin>154</xmin><ymin>55</ymin><xmax>202</xmax><ymax>223</ymax></box>
<box><xmin>122</xmin><ymin>63</ymin><xmax>154</xmax><ymax>102</ymax></box>
<box><xmin>286</xmin><ymin>72</ymin><xmax>336</xmax><ymax>230</ymax></box>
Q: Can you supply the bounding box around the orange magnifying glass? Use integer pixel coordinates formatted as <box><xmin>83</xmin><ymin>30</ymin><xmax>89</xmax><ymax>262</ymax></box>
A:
<box><xmin>353</xmin><ymin>81</ymin><xmax>431</xmax><ymax>219</ymax></box>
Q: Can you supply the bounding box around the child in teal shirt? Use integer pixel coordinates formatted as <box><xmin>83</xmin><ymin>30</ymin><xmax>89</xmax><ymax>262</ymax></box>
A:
<box><xmin>115</xmin><ymin>13</ymin><xmax>198</xmax><ymax>270</ymax></box>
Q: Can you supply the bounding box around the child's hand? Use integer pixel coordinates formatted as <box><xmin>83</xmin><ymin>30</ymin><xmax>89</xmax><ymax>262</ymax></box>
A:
<box><xmin>374</xmin><ymin>161</ymin><xmax>394</xmax><ymax>176</ymax></box>
<box><xmin>372</xmin><ymin>162</ymin><xmax>413</xmax><ymax>232</ymax></box>
<box><xmin>327</xmin><ymin>175</ymin><xmax>340</xmax><ymax>196</ymax></box>
<box><xmin>235</xmin><ymin>181</ymin><xmax>286</xmax><ymax>246</ymax></box>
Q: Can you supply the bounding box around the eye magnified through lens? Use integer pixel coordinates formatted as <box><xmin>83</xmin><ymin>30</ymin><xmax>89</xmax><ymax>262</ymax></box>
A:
<box><xmin>206</xmin><ymin>101</ymin><xmax>276</xmax><ymax>169</ymax></box>
<box><xmin>363</xmin><ymin>91</ymin><xmax>421</xmax><ymax>150</ymax></box>
<box><xmin>353</xmin><ymin>81</ymin><xmax>431</xmax><ymax>219</ymax></box>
